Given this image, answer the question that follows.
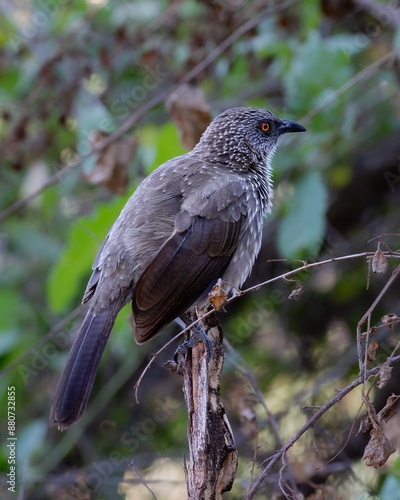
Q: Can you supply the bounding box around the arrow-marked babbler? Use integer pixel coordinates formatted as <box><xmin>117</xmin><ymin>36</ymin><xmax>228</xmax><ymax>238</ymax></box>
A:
<box><xmin>50</xmin><ymin>107</ymin><xmax>306</xmax><ymax>429</ymax></box>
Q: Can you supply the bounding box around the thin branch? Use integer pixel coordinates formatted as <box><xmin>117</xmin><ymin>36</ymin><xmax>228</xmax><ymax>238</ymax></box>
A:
<box><xmin>249</xmin><ymin>429</ymin><xmax>259</xmax><ymax>491</ymax></box>
<box><xmin>40</xmin><ymin>354</ymin><xmax>137</xmax><ymax>474</ymax></box>
<box><xmin>127</xmin><ymin>459</ymin><xmax>158</xmax><ymax>500</ymax></box>
<box><xmin>0</xmin><ymin>0</ymin><xmax>299</xmax><ymax>223</ymax></box>
<box><xmin>134</xmin><ymin>329</ymin><xmax>186</xmax><ymax>403</ymax></box>
<box><xmin>224</xmin><ymin>339</ymin><xmax>300</xmax><ymax>497</ymax></box>
<box><xmin>245</xmin><ymin>354</ymin><xmax>400</xmax><ymax>499</ymax></box>
<box><xmin>134</xmin><ymin>251</ymin><xmax>400</xmax><ymax>396</ymax></box>
<box><xmin>243</xmin><ymin>251</ymin><xmax>400</xmax><ymax>297</ymax></box>
<box><xmin>321</xmin><ymin>390</ymin><xmax>369</xmax><ymax>467</ymax></box>
<box><xmin>357</xmin><ymin>264</ymin><xmax>400</xmax><ymax>378</ymax></box>
<box><xmin>0</xmin><ymin>305</ymin><xmax>83</xmax><ymax>378</ymax></box>
<box><xmin>301</xmin><ymin>49</ymin><xmax>398</xmax><ymax>124</ymax></box>
<box><xmin>353</xmin><ymin>0</ymin><xmax>400</xmax><ymax>26</ymax></box>
<box><xmin>279</xmin><ymin>454</ymin><xmax>293</xmax><ymax>500</ymax></box>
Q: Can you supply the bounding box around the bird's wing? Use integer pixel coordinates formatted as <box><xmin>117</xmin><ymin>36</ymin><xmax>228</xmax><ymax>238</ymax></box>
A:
<box><xmin>132</xmin><ymin>208</ymin><xmax>246</xmax><ymax>344</ymax></box>
<box><xmin>82</xmin><ymin>233</ymin><xmax>111</xmax><ymax>304</ymax></box>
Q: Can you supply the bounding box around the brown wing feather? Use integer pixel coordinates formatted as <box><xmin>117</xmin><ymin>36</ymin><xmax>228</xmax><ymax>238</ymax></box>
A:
<box><xmin>132</xmin><ymin>214</ymin><xmax>245</xmax><ymax>343</ymax></box>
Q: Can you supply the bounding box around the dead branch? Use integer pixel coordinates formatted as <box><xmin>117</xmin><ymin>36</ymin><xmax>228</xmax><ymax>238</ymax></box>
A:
<box><xmin>357</xmin><ymin>263</ymin><xmax>400</xmax><ymax>378</ymax></box>
<box><xmin>133</xmin><ymin>250</ymin><xmax>400</xmax><ymax>398</ymax></box>
<box><xmin>245</xmin><ymin>353</ymin><xmax>400</xmax><ymax>499</ymax></box>
<box><xmin>127</xmin><ymin>459</ymin><xmax>157</xmax><ymax>500</ymax></box>
<box><xmin>0</xmin><ymin>305</ymin><xmax>83</xmax><ymax>378</ymax></box>
<box><xmin>301</xmin><ymin>49</ymin><xmax>398</xmax><ymax>124</ymax></box>
<box><xmin>0</xmin><ymin>0</ymin><xmax>299</xmax><ymax>224</ymax></box>
<box><xmin>224</xmin><ymin>339</ymin><xmax>300</xmax><ymax>498</ymax></box>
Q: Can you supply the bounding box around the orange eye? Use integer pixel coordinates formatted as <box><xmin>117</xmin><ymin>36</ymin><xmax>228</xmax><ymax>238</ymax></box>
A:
<box><xmin>261</xmin><ymin>122</ymin><xmax>270</xmax><ymax>132</ymax></box>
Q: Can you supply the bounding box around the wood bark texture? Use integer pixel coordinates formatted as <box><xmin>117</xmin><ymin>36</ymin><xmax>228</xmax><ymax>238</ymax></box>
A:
<box><xmin>181</xmin><ymin>310</ymin><xmax>238</xmax><ymax>499</ymax></box>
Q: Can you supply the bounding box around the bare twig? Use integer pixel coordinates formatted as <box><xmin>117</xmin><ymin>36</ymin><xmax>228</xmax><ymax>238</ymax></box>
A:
<box><xmin>353</xmin><ymin>0</ymin><xmax>400</xmax><ymax>26</ymax></box>
<box><xmin>301</xmin><ymin>49</ymin><xmax>398</xmax><ymax>124</ymax></box>
<box><xmin>40</xmin><ymin>354</ymin><xmax>137</xmax><ymax>473</ymax></box>
<box><xmin>321</xmin><ymin>386</ymin><xmax>371</xmax><ymax>467</ymax></box>
<box><xmin>134</xmin><ymin>251</ymin><xmax>400</xmax><ymax>396</ymax></box>
<box><xmin>133</xmin><ymin>250</ymin><xmax>400</xmax><ymax>498</ymax></box>
<box><xmin>224</xmin><ymin>339</ymin><xmax>300</xmax><ymax>497</ymax></box>
<box><xmin>278</xmin><ymin>461</ymin><xmax>290</xmax><ymax>500</ymax></box>
<box><xmin>245</xmin><ymin>251</ymin><xmax>400</xmax><ymax>297</ymax></box>
<box><xmin>357</xmin><ymin>264</ymin><xmax>400</xmax><ymax>378</ymax></box>
<box><xmin>134</xmin><ymin>316</ymin><xmax>211</xmax><ymax>401</ymax></box>
<box><xmin>249</xmin><ymin>429</ymin><xmax>259</xmax><ymax>490</ymax></box>
<box><xmin>127</xmin><ymin>459</ymin><xmax>158</xmax><ymax>500</ymax></box>
<box><xmin>0</xmin><ymin>0</ymin><xmax>299</xmax><ymax>223</ymax></box>
<box><xmin>0</xmin><ymin>305</ymin><xmax>83</xmax><ymax>378</ymax></box>
<box><xmin>245</xmin><ymin>354</ymin><xmax>400</xmax><ymax>499</ymax></box>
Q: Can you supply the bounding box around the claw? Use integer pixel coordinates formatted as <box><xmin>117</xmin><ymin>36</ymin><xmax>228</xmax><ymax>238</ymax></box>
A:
<box><xmin>174</xmin><ymin>314</ymin><xmax>213</xmax><ymax>361</ymax></box>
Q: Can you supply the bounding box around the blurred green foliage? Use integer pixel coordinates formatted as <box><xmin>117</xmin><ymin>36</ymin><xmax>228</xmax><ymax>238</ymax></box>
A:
<box><xmin>1</xmin><ymin>0</ymin><xmax>400</xmax><ymax>499</ymax></box>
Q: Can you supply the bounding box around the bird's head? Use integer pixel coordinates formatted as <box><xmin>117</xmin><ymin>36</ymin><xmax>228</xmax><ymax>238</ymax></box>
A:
<box><xmin>194</xmin><ymin>107</ymin><xmax>306</xmax><ymax>171</ymax></box>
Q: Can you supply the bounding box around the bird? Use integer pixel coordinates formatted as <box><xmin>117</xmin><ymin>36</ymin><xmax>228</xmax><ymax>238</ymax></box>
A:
<box><xmin>49</xmin><ymin>107</ymin><xmax>306</xmax><ymax>430</ymax></box>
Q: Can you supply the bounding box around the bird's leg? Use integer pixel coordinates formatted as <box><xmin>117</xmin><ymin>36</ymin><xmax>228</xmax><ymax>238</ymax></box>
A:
<box><xmin>174</xmin><ymin>312</ymin><xmax>213</xmax><ymax>361</ymax></box>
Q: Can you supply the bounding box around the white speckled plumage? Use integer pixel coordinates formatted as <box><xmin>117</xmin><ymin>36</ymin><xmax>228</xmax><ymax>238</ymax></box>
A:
<box><xmin>50</xmin><ymin>106</ymin><xmax>305</xmax><ymax>429</ymax></box>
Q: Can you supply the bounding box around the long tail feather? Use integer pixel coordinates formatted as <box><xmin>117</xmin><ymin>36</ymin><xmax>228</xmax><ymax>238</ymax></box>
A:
<box><xmin>49</xmin><ymin>307</ymin><xmax>118</xmax><ymax>430</ymax></box>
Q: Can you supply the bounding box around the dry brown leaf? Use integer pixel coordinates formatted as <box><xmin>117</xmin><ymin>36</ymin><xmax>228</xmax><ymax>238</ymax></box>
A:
<box><xmin>372</xmin><ymin>243</ymin><xmax>388</xmax><ymax>273</ymax></box>
<box><xmin>363</xmin><ymin>393</ymin><xmax>377</xmax><ymax>419</ymax></box>
<box><xmin>377</xmin><ymin>394</ymin><xmax>399</xmax><ymax>423</ymax></box>
<box><xmin>378</xmin><ymin>363</ymin><xmax>393</xmax><ymax>389</ymax></box>
<box><xmin>381</xmin><ymin>313</ymin><xmax>400</xmax><ymax>330</ymax></box>
<box><xmin>367</xmin><ymin>340</ymin><xmax>379</xmax><ymax>364</ymax></box>
<box><xmin>208</xmin><ymin>279</ymin><xmax>228</xmax><ymax>311</ymax></box>
<box><xmin>166</xmin><ymin>84</ymin><xmax>212</xmax><ymax>149</ymax></box>
<box><xmin>288</xmin><ymin>282</ymin><xmax>303</xmax><ymax>301</ymax></box>
<box><xmin>84</xmin><ymin>131</ymin><xmax>137</xmax><ymax>194</ymax></box>
<box><xmin>357</xmin><ymin>415</ymin><xmax>373</xmax><ymax>435</ymax></box>
<box><xmin>363</xmin><ymin>427</ymin><xmax>396</xmax><ymax>468</ymax></box>
<box><xmin>360</xmin><ymin>326</ymin><xmax>377</xmax><ymax>339</ymax></box>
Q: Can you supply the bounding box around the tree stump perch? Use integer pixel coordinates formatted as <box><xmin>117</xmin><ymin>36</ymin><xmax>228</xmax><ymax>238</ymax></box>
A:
<box><xmin>177</xmin><ymin>309</ymin><xmax>238</xmax><ymax>499</ymax></box>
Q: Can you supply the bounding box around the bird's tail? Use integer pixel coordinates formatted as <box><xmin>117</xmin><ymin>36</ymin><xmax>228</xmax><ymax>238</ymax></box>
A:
<box><xmin>49</xmin><ymin>307</ymin><xmax>118</xmax><ymax>430</ymax></box>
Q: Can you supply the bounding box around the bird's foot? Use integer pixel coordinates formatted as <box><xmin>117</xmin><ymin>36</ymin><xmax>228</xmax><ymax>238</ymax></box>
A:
<box><xmin>166</xmin><ymin>325</ymin><xmax>213</xmax><ymax>376</ymax></box>
<box><xmin>174</xmin><ymin>312</ymin><xmax>213</xmax><ymax>361</ymax></box>
<box><xmin>174</xmin><ymin>324</ymin><xmax>213</xmax><ymax>362</ymax></box>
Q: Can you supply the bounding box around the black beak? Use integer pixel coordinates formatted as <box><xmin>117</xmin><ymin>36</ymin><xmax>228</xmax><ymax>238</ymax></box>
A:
<box><xmin>275</xmin><ymin>119</ymin><xmax>306</xmax><ymax>136</ymax></box>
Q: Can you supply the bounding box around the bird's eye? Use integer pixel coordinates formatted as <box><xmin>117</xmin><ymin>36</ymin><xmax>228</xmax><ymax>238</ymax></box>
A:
<box><xmin>261</xmin><ymin>122</ymin><xmax>270</xmax><ymax>132</ymax></box>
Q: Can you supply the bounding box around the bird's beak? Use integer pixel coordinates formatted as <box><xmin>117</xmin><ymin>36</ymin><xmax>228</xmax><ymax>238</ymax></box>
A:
<box><xmin>275</xmin><ymin>119</ymin><xmax>306</xmax><ymax>135</ymax></box>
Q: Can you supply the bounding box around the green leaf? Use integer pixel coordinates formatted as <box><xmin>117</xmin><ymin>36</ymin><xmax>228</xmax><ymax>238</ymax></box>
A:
<box><xmin>277</xmin><ymin>170</ymin><xmax>328</xmax><ymax>259</ymax></box>
<box><xmin>151</xmin><ymin>122</ymin><xmax>187</xmax><ymax>170</ymax></box>
<box><xmin>47</xmin><ymin>193</ymin><xmax>130</xmax><ymax>312</ymax></box>
<box><xmin>17</xmin><ymin>419</ymin><xmax>48</xmax><ymax>470</ymax></box>
<box><xmin>0</xmin><ymin>67</ymin><xmax>19</xmax><ymax>96</ymax></box>
<box><xmin>299</xmin><ymin>0</ymin><xmax>322</xmax><ymax>35</ymax></box>
<box><xmin>0</xmin><ymin>289</ymin><xmax>20</xmax><ymax>330</ymax></box>
<box><xmin>395</xmin><ymin>26</ymin><xmax>400</xmax><ymax>55</ymax></box>
<box><xmin>139</xmin><ymin>122</ymin><xmax>186</xmax><ymax>175</ymax></box>
<box><xmin>48</xmin><ymin>121</ymin><xmax>184</xmax><ymax>312</ymax></box>
<box><xmin>379</xmin><ymin>474</ymin><xmax>400</xmax><ymax>500</ymax></box>
<box><xmin>280</xmin><ymin>31</ymin><xmax>355</xmax><ymax>116</ymax></box>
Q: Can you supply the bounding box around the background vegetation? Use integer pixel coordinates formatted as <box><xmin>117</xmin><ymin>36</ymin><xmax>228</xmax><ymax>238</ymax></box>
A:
<box><xmin>1</xmin><ymin>0</ymin><xmax>400</xmax><ymax>498</ymax></box>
